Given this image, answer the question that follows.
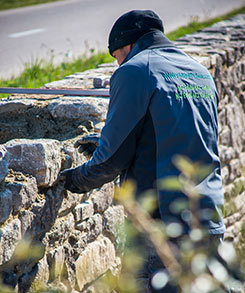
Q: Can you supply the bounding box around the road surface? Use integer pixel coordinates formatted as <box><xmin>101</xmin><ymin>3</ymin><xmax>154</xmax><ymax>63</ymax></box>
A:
<box><xmin>0</xmin><ymin>0</ymin><xmax>244</xmax><ymax>79</ymax></box>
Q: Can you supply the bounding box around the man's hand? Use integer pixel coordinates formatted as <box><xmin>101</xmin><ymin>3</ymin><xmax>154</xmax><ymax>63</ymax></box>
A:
<box><xmin>59</xmin><ymin>168</ymin><xmax>80</xmax><ymax>193</ymax></box>
<box><xmin>74</xmin><ymin>133</ymin><xmax>100</xmax><ymax>157</ymax></box>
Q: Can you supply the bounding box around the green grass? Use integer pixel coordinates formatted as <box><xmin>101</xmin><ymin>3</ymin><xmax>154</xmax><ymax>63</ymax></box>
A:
<box><xmin>0</xmin><ymin>0</ymin><xmax>61</xmax><ymax>10</ymax></box>
<box><xmin>0</xmin><ymin>5</ymin><xmax>244</xmax><ymax>98</ymax></box>
<box><xmin>0</xmin><ymin>52</ymin><xmax>114</xmax><ymax>97</ymax></box>
<box><xmin>165</xmin><ymin>5</ymin><xmax>245</xmax><ymax>41</ymax></box>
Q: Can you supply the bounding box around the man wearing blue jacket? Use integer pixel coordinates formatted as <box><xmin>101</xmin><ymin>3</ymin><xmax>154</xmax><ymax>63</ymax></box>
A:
<box><xmin>61</xmin><ymin>10</ymin><xmax>225</xmax><ymax>292</ymax></box>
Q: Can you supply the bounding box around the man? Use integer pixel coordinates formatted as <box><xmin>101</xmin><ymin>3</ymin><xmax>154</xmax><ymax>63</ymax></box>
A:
<box><xmin>61</xmin><ymin>10</ymin><xmax>225</xmax><ymax>292</ymax></box>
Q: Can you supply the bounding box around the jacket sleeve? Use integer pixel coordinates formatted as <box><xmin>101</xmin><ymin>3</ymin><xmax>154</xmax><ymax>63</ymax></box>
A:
<box><xmin>71</xmin><ymin>63</ymin><xmax>154</xmax><ymax>192</ymax></box>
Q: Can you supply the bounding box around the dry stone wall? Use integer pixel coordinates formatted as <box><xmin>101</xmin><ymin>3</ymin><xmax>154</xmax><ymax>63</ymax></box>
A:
<box><xmin>0</xmin><ymin>63</ymin><xmax>124</xmax><ymax>292</ymax></box>
<box><xmin>172</xmin><ymin>14</ymin><xmax>245</xmax><ymax>245</ymax></box>
<box><xmin>0</xmin><ymin>13</ymin><xmax>245</xmax><ymax>293</ymax></box>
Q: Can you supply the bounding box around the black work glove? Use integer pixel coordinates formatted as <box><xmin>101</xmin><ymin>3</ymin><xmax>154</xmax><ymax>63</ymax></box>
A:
<box><xmin>59</xmin><ymin>168</ymin><xmax>81</xmax><ymax>193</ymax></box>
<box><xmin>74</xmin><ymin>133</ymin><xmax>100</xmax><ymax>157</ymax></box>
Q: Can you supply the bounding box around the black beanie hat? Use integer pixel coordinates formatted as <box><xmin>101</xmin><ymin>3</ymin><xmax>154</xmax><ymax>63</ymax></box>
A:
<box><xmin>108</xmin><ymin>10</ymin><xmax>164</xmax><ymax>56</ymax></box>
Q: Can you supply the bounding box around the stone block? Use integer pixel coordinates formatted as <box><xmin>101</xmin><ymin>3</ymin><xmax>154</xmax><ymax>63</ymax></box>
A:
<box><xmin>233</xmin><ymin>177</ymin><xmax>245</xmax><ymax>195</ymax></box>
<box><xmin>47</xmin><ymin>97</ymin><xmax>109</xmax><ymax>122</ymax></box>
<box><xmin>214</xmin><ymin>54</ymin><xmax>223</xmax><ymax>83</ymax></box>
<box><xmin>0</xmin><ymin>219</ymin><xmax>21</xmax><ymax>265</ymax></box>
<box><xmin>45</xmin><ymin>77</ymin><xmax>88</xmax><ymax>89</ymax></box>
<box><xmin>221</xmin><ymin>166</ymin><xmax>229</xmax><ymax>185</ymax></box>
<box><xmin>32</xmin><ymin>256</ymin><xmax>50</xmax><ymax>287</ymax></box>
<box><xmin>93</xmin><ymin>75</ymin><xmax>110</xmax><ymax>88</ymax></box>
<box><xmin>75</xmin><ymin>213</ymin><xmax>103</xmax><ymax>242</ymax></box>
<box><xmin>241</xmin><ymin>61</ymin><xmax>245</xmax><ymax>80</ymax></box>
<box><xmin>218</xmin><ymin>107</ymin><xmax>226</xmax><ymax>127</ymax></box>
<box><xmin>226</xmin><ymin>98</ymin><xmax>245</xmax><ymax>154</ymax></box>
<box><xmin>67</xmin><ymin>230</ymin><xmax>88</xmax><ymax>253</ymax></box>
<box><xmin>233</xmin><ymin>192</ymin><xmax>245</xmax><ymax>215</ymax></box>
<box><xmin>5</xmin><ymin>139</ymin><xmax>62</xmax><ymax>187</ymax></box>
<box><xmin>7</xmin><ymin>175</ymin><xmax>38</xmax><ymax>214</ymax></box>
<box><xmin>103</xmin><ymin>206</ymin><xmax>125</xmax><ymax>251</ymax></box>
<box><xmin>225</xmin><ymin>47</ymin><xmax>236</xmax><ymax>67</ymax></box>
<box><xmin>240</xmin><ymin>152</ymin><xmax>245</xmax><ymax>168</ymax></box>
<box><xmin>0</xmin><ymin>145</ymin><xmax>9</xmax><ymax>183</ymax></box>
<box><xmin>219</xmin><ymin>145</ymin><xmax>236</xmax><ymax>165</ymax></box>
<box><xmin>58</xmin><ymin>190</ymin><xmax>86</xmax><ymax>217</ymax></box>
<box><xmin>224</xmin><ymin>211</ymin><xmax>242</xmax><ymax>227</ymax></box>
<box><xmin>73</xmin><ymin>201</ymin><xmax>94</xmax><ymax>223</ymax></box>
<box><xmin>75</xmin><ymin>221</ymin><xmax>87</xmax><ymax>232</ymax></box>
<box><xmin>192</xmin><ymin>55</ymin><xmax>211</xmax><ymax>69</ymax></box>
<box><xmin>47</xmin><ymin>246</ymin><xmax>65</xmax><ymax>281</ymax></box>
<box><xmin>91</xmin><ymin>182</ymin><xmax>114</xmax><ymax>213</ymax></box>
<box><xmin>218</xmin><ymin>126</ymin><xmax>231</xmax><ymax>147</ymax></box>
<box><xmin>224</xmin><ymin>183</ymin><xmax>236</xmax><ymax>200</ymax></box>
<box><xmin>0</xmin><ymin>188</ymin><xmax>12</xmax><ymax>224</ymax></box>
<box><xmin>18</xmin><ymin>209</ymin><xmax>35</xmax><ymax>237</ymax></box>
<box><xmin>75</xmin><ymin>235</ymin><xmax>116</xmax><ymax>291</ymax></box>
<box><xmin>229</xmin><ymin>159</ymin><xmax>241</xmax><ymax>181</ymax></box>
<box><xmin>18</xmin><ymin>199</ymin><xmax>47</xmax><ymax>238</ymax></box>
<box><xmin>44</xmin><ymin>213</ymin><xmax>74</xmax><ymax>246</ymax></box>
<box><xmin>224</xmin><ymin>177</ymin><xmax>245</xmax><ymax>201</ymax></box>
<box><xmin>0</xmin><ymin>99</ymin><xmax>32</xmax><ymax>115</ymax></box>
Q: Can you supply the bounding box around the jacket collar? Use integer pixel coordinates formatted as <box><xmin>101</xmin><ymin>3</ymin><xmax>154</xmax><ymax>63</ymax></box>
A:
<box><xmin>121</xmin><ymin>30</ymin><xmax>176</xmax><ymax>65</ymax></box>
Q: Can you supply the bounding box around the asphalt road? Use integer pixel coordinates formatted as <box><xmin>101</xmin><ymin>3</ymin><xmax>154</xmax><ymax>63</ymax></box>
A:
<box><xmin>0</xmin><ymin>0</ymin><xmax>244</xmax><ymax>80</ymax></box>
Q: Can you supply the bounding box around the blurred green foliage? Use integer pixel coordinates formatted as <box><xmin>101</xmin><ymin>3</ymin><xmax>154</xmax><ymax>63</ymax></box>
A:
<box><xmin>0</xmin><ymin>0</ymin><xmax>61</xmax><ymax>10</ymax></box>
<box><xmin>111</xmin><ymin>156</ymin><xmax>245</xmax><ymax>293</ymax></box>
<box><xmin>1</xmin><ymin>156</ymin><xmax>245</xmax><ymax>292</ymax></box>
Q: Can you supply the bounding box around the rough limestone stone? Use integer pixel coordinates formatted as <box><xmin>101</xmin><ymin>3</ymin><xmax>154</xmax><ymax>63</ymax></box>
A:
<box><xmin>0</xmin><ymin>99</ymin><xmax>33</xmax><ymax>114</ymax></box>
<box><xmin>47</xmin><ymin>97</ymin><xmax>109</xmax><ymax>122</ymax></box>
<box><xmin>7</xmin><ymin>176</ymin><xmax>38</xmax><ymax>214</ymax></box>
<box><xmin>219</xmin><ymin>146</ymin><xmax>236</xmax><ymax>165</ymax></box>
<box><xmin>229</xmin><ymin>159</ymin><xmax>241</xmax><ymax>181</ymax></box>
<box><xmin>66</xmin><ymin>230</ymin><xmax>88</xmax><ymax>254</ymax></box>
<box><xmin>73</xmin><ymin>200</ymin><xmax>94</xmax><ymax>223</ymax></box>
<box><xmin>0</xmin><ymin>219</ymin><xmax>21</xmax><ymax>265</ymax></box>
<box><xmin>18</xmin><ymin>209</ymin><xmax>35</xmax><ymax>237</ymax></box>
<box><xmin>240</xmin><ymin>152</ymin><xmax>245</xmax><ymax>168</ymax></box>
<box><xmin>90</xmin><ymin>182</ymin><xmax>114</xmax><ymax>213</ymax></box>
<box><xmin>0</xmin><ymin>145</ymin><xmax>9</xmax><ymax>183</ymax></box>
<box><xmin>93</xmin><ymin>75</ymin><xmax>110</xmax><ymax>88</ymax></box>
<box><xmin>221</xmin><ymin>166</ymin><xmax>229</xmax><ymax>185</ymax></box>
<box><xmin>18</xmin><ymin>200</ymin><xmax>47</xmax><ymax>238</ymax></box>
<box><xmin>103</xmin><ymin>206</ymin><xmax>125</xmax><ymax>252</ymax></box>
<box><xmin>75</xmin><ymin>213</ymin><xmax>103</xmax><ymax>242</ymax></box>
<box><xmin>44</xmin><ymin>214</ymin><xmax>74</xmax><ymax>247</ymax></box>
<box><xmin>58</xmin><ymin>190</ymin><xmax>86</xmax><ymax>217</ymax></box>
<box><xmin>75</xmin><ymin>235</ymin><xmax>116</xmax><ymax>291</ymax></box>
<box><xmin>0</xmin><ymin>188</ymin><xmax>12</xmax><ymax>224</ymax></box>
<box><xmin>47</xmin><ymin>246</ymin><xmax>65</xmax><ymax>281</ymax></box>
<box><xmin>30</xmin><ymin>256</ymin><xmax>49</xmax><ymax>290</ymax></box>
<box><xmin>226</xmin><ymin>98</ymin><xmax>245</xmax><ymax>154</ymax></box>
<box><xmin>218</xmin><ymin>125</ymin><xmax>231</xmax><ymax>146</ymax></box>
<box><xmin>5</xmin><ymin>139</ymin><xmax>62</xmax><ymax>187</ymax></box>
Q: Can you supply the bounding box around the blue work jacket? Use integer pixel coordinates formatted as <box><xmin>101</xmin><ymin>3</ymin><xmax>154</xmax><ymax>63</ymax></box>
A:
<box><xmin>73</xmin><ymin>30</ymin><xmax>225</xmax><ymax>235</ymax></box>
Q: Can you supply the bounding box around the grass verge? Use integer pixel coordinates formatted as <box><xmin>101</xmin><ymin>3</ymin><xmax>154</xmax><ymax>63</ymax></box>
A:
<box><xmin>0</xmin><ymin>5</ymin><xmax>244</xmax><ymax>98</ymax></box>
<box><xmin>0</xmin><ymin>0</ymin><xmax>61</xmax><ymax>10</ymax></box>
<box><xmin>0</xmin><ymin>52</ymin><xmax>114</xmax><ymax>89</ymax></box>
<box><xmin>166</xmin><ymin>5</ymin><xmax>245</xmax><ymax>41</ymax></box>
